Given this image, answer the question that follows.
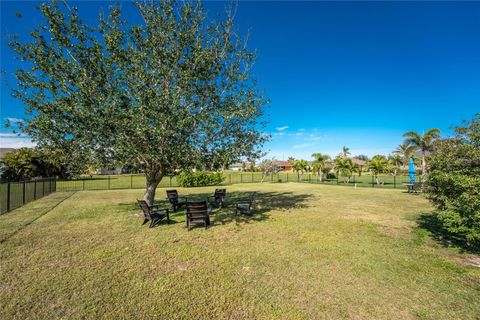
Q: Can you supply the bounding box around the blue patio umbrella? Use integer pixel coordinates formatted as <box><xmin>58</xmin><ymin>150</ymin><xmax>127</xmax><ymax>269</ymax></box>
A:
<box><xmin>408</xmin><ymin>157</ymin><xmax>416</xmax><ymax>183</ymax></box>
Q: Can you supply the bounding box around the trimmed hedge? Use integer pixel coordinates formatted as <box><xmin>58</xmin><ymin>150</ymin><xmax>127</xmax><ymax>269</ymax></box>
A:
<box><xmin>177</xmin><ymin>171</ymin><xmax>224</xmax><ymax>187</ymax></box>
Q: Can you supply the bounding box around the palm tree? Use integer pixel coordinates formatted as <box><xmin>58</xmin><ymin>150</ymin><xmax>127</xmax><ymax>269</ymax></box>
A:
<box><xmin>311</xmin><ymin>153</ymin><xmax>330</xmax><ymax>182</ymax></box>
<box><xmin>403</xmin><ymin>128</ymin><xmax>441</xmax><ymax>176</ymax></box>
<box><xmin>388</xmin><ymin>154</ymin><xmax>402</xmax><ymax>176</ymax></box>
<box><xmin>393</xmin><ymin>142</ymin><xmax>415</xmax><ymax>169</ymax></box>
<box><xmin>292</xmin><ymin>159</ymin><xmax>308</xmax><ymax>181</ymax></box>
<box><xmin>339</xmin><ymin>146</ymin><xmax>351</xmax><ymax>158</ymax></box>
<box><xmin>334</xmin><ymin>157</ymin><xmax>354</xmax><ymax>183</ymax></box>
<box><xmin>368</xmin><ymin>158</ymin><xmax>389</xmax><ymax>184</ymax></box>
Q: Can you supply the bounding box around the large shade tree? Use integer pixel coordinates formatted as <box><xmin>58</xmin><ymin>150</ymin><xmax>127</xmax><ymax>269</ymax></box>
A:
<box><xmin>403</xmin><ymin>128</ymin><xmax>441</xmax><ymax>176</ymax></box>
<box><xmin>9</xmin><ymin>0</ymin><xmax>268</xmax><ymax>204</ymax></box>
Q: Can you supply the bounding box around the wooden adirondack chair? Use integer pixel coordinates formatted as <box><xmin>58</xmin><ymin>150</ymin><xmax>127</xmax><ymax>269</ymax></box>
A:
<box><xmin>137</xmin><ymin>200</ymin><xmax>170</xmax><ymax>228</ymax></box>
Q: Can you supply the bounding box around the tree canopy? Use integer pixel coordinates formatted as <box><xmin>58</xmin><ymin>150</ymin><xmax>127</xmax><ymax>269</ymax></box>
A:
<box><xmin>9</xmin><ymin>0</ymin><xmax>268</xmax><ymax>204</ymax></box>
<box><xmin>424</xmin><ymin>114</ymin><xmax>480</xmax><ymax>249</ymax></box>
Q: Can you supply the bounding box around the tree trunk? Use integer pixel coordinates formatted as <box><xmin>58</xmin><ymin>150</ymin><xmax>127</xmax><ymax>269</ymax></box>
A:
<box><xmin>421</xmin><ymin>154</ymin><xmax>426</xmax><ymax>177</ymax></box>
<box><xmin>143</xmin><ymin>162</ymin><xmax>164</xmax><ymax>206</ymax></box>
<box><xmin>319</xmin><ymin>168</ymin><xmax>323</xmax><ymax>182</ymax></box>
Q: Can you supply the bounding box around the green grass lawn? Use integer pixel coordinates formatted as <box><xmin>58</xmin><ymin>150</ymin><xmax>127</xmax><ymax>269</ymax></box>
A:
<box><xmin>1</xmin><ymin>183</ymin><xmax>479</xmax><ymax>319</ymax></box>
<box><xmin>55</xmin><ymin>172</ymin><xmax>416</xmax><ymax>192</ymax></box>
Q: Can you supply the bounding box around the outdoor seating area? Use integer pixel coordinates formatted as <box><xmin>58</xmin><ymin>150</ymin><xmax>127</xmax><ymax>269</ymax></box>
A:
<box><xmin>137</xmin><ymin>188</ymin><xmax>258</xmax><ymax>230</ymax></box>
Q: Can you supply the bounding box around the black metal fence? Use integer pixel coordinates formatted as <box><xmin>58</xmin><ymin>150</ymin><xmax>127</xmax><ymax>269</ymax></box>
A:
<box><xmin>55</xmin><ymin>172</ymin><xmax>422</xmax><ymax>192</ymax></box>
<box><xmin>0</xmin><ymin>177</ymin><xmax>56</xmax><ymax>214</ymax></box>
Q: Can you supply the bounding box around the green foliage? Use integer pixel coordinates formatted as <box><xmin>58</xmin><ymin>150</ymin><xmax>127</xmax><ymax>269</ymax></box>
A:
<box><xmin>1</xmin><ymin>148</ymin><xmax>84</xmax><ymax>181</ymax></box>
<box><xmin>334</xmin><ymin>157</ymin><xmax>354</xmax><ymax>182</ymax></box>
<box><xmin>368</xmin><ymin>157</ymin><xmax>390</xmax><ymax>184</ymax></box>
<box><xmin>292</xmin><ymin>159</ymin><xmax>308</xmax><ymax>174</ymax></box>
<box><xmin>353</xmin><ymin>154</ymin><xmax>369</xmax><ymax>161</ymax></box>
<box><xmin>388</xmin><ymin>154</ymin><xmax>402</xmax><ymax>175</ymax></box>
<box><xmin>403</xmin><ymin>128</ymin><xmax>441</xmax><ymax>176</ymax></box>
<box><xmin>424</xmin><ymin>114</ymin><xmax>480</xmax><ymax>249</ymax></box>
<box><xmin>339</xmin><ymin>146</ymin><xmax>351</xmax><ymax>158</ymax></box>
<box><xmin>9</xmin><ymin>0</ymin><xmax>267</xmax><ymax>204</ymax></box>
<box><xmin>177</xmin><ymin>171</ymin><xmax>224</xmax><ymax>188</ymax></box>
<box><xmin>311</xmin><ymin>153</ymin><xmax>330</xmax><ymax>181</ymax></box>
<box><xmin>393</xmin><ymin>142</ymin><xmax>415</xmax><ymax>165</ymax></box>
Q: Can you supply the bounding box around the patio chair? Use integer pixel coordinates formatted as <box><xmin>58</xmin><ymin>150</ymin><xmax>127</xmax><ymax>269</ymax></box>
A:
<box><xmin>137</xmin><ymin>200</ymin><xmax>170</xmax><ymax>228</ymax></box>
<box><xmin>235</xmin><ymin>192</ymin><xmax>257</xmax><ymax>215</ymax></box>
<box><xmin>186</xmin><ymin>201</ymin><xmax>211</xmax><ymax>230</ymax></box>
<box><xmin>208</xmin><ymin>189</ymin><xmax>226</xmax><ymax>208</ymax></box>
<box><xmin>166</xmin><ymin>190</ymin><xmax>187</xmax><ymax>211</ymax></box>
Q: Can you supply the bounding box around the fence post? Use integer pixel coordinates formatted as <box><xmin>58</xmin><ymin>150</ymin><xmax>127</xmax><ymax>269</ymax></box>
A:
<box><xmin>22</xmin><ymin>180</ymin><xmax>26</xmax><ymax>205</ymax></box>
<box><xmin>394</xmin><ymin>175</ymin><xmax>396</xmax><ymax>189</ymax></box>
<box><xmin>251</xmin><ymin>172</ymin><xmax>254</xmax><ymax>183</ymax></box>
<box><xmin>131</xmin><ymin>175</ymin><xmax>133</xmax><ymax>189</ymax></box>
<box><xmin>372</xmin><ymin>175</ymin><xmax>374</xmax><ymax>187</ymax></box>
<box><xmin>34</xmin><ymin>180</ymin><xmax>37</xmax><ymax>200</ymax></box>
<box><xmin>54</xmin><ymin>176</ymin><xmax>56</xmax><ymax>192</ymax></box>
<box><xmin>229</xmin><ymin>174</ymin><xmax>231</xmax><ymax>184</ymax></box>
<box><xmin>83</xmin><ymin>178</ymin><xmax>85</xmax><ymax>191</ymax></box>
<box><xmin>7</xmin><ymin>182</ymin><xmax>11</xmax><ymax>212</ymax></box>
<box><xmin>240</xmin><ymin>174</ymin><xmax>243</xmax><ymax>184</ymax></box>
<box><xmin>108</xmin><ymin>176</ymin><xmax>111</xmax><ymax>189</ymax></box>
<box><xmin>43</xmin><ymin>179</ymin><xmax>46</xmax><ymax>196</ymax></box>
<box><xmin>169</xmin><ymin>176</ymin><xmax>172</xmax><ymax>187</ymax></box>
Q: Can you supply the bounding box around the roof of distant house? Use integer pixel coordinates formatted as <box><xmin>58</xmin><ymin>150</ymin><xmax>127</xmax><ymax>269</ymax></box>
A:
<box><xmin>351</xmin><ymin>158</ymin><xmax>366</xmax><ymax>166</ymax></box>
<box><xmin>274</xmin><ymin>161</ymin><xmax>292</xmax><ymax>166</ymax></box>
<box><xmin>0</xmin><ymin>148</ymin><xmax>16</xmax><ymax>159</ymax></box>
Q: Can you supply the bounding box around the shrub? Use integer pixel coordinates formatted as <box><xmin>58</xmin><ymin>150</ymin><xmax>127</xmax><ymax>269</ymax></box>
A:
<box><xmin>1</xmin><ymin>147</ymin><xmax>86</xmax><ymax>181</ymax></box>
<box><xmin>424</xmin><ymin>114</ymin><xmax>480</xmax><ymax>249</ymax></box>
<box><xmin>326</xmin><ymin>172</ymin><xmax>336</xmax><ymax>179</ymax></box>
<box><xmin>177</xmin><ymin>171</ymin><xmax>224</xmax><ymax>187</ymax></box>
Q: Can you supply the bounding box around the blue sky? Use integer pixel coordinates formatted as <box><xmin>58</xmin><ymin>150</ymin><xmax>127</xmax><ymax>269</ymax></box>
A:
<box><xmin>1</xmin><ymin>1</ymin><xmax>479</xmax><ymax>159</ymax></box>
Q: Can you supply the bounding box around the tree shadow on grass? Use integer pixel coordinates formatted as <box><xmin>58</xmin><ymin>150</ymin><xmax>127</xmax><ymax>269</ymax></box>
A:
<box><xmin>416</xmin><ymin>212</ymin><xmax>479</xmax><ymax>254</ymax></box>
<box><xmin>118</xmin><ymin>190</ymin><xmax>313</xmax><ymax>229</ymax></box>
<box><xmin>212</xmin><ymin>191</ymin><xmax>313</xmax><ymax>226</ymax></box>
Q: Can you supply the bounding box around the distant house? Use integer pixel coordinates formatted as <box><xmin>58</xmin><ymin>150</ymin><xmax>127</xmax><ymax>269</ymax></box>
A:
<box><xmin>274</xmin><ymin>160</ymin><xmax>293</xmax><ymax>171</ymax></box>
<box><xmin>96</xmin><ymin>168</ymin><xmax>123</xmax><ymax>175</ymax></box>
<box><xmin>228</xmin><ymin>162</ymin><xmax>244</xmax><ymax>171</ymax></box>
<box><xmin>0</xmin><ymin>148</ymin><xmax>16</xmax><ymax>160</ymax></box>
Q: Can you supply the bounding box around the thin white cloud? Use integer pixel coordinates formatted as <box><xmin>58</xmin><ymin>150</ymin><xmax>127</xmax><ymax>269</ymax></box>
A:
<box><xmin>0</xmin><ymin>133</ymin><xmax>28</xmax><ymax>137</ymax></box>
<box><xmin>0</xmin><ymin>136</ymin><xmax>36</xmax><ymax>148</ymax></box>
<box><xmin>293</xmin><ymin>142</ymin><xmax>315</xmax><ymax>149</ymax></box>
<box><xmin>276</xmin><ymin>126</ymin><xmax>289</xmax><ymax>131</ymax></box>
<box><xmin>5</xmin><ymin>117</ymin><xmax>25</xmax><ymax>123</ymax></box>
